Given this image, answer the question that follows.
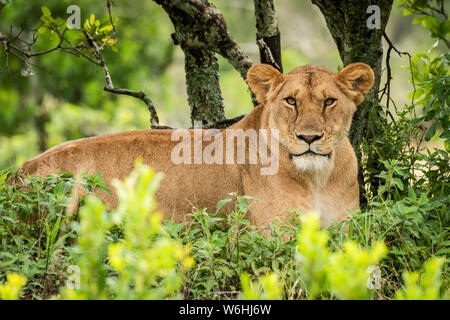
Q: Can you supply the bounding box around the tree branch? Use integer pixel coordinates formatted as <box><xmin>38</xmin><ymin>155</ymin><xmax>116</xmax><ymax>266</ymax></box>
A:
<box><xmin>256</xmin><ymin>38</ymin><xmax>281</xmax><ymax>71</ymax></box>
<box><xmin>155</xmin><ymin>0</ymin><xmax>258</xmax><ymax>123</ymax></box>
<box><xmin>0</xmin><ymin>2</ymin><xmax>163</xmax><ymax>129</ymax></box>
<box><xmin>155</xmin><ymin>0</ymin><xmax>253</xmax><ymax>82</ymax></box>
<box><xmin>381</xmin><ymin>31</ymin><xmax>416</xmax><ymax>116</ymax></box>
<box><xmin>204</xmin><ymin>114</ymin><xmax>246</xmax><ymax>129</ymax></box>
<box><xmin>253</xmin><ymin>0</ymin><xmax>282</xmax><ymax>72</ymax></box>
<box><xmin>83</xmin><ymin>30</ymin><xmax>160</xmax><ymax>128</ymax></box>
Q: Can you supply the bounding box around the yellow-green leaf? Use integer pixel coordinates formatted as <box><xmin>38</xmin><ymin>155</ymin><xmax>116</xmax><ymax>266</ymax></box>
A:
<box><xmin>89</xmin><ymin>14</ymin><xmax>95</xmax><ymax>26</ymax></box>
<box><xmin>100</xmin><ymin>25</ymin><xmax>114</xmax><ymax>33</ymax></box>
<box><xmin>41</xmin><ymin>6</ymin><xmax>51</xmax><ymax>17</ymax></box>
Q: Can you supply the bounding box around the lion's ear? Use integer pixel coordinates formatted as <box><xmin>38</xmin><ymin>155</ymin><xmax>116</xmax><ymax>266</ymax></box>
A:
<box><xmin>247</xmin><ymin>64</ymin><xmax>285</xmax><ymax>105</ymax></box>
<box><xmin>336</xmin><ymin>63</ymin><xmax>375</xmax><ymax>105</ymax></box>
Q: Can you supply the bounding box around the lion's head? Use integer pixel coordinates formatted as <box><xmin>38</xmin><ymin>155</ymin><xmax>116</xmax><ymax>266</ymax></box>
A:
<box><xmin>247</xmin><ymin>63</ymin><xmax>374</xmax><ymax>171</ymax></box>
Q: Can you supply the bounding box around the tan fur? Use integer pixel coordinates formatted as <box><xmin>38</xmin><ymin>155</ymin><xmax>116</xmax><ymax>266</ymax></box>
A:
<box><xmin>20</xmin><ymin>63</ymin><xmax>374</xmax><ymax>228</ymax></box>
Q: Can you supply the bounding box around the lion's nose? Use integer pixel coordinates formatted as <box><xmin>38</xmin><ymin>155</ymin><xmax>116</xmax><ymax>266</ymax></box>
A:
<box><xmin>296</xmin><ymin>134</ymin><xmax>323</xmax><ymax>144</ymax></box>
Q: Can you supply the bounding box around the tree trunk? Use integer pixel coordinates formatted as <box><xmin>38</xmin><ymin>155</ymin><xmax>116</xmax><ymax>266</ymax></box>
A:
<box><xmin>183</xmin><ymin>47</ymin><xmax>224</xmax><ymax>126</ymax></box>
<box><xmin>253</xmin><ymin>0</ymin><xmax>283</xmax><ymax>72</ymax></box>
<box><xmin>312</xmin><ymin>0</ymin><xmax>394</xmax><ymax>203</ymax></box>
<box><xmin>154</xmin><ymin>0</ymin><xmax>254</xmax><ymax>126</ymax></box>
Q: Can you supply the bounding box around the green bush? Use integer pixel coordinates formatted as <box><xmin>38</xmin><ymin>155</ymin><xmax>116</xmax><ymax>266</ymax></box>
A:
<box><xmin>355</xmin><ymin>109</ymin><xmax>449</xmax><ymax>297</ymax></box>
<box><xmin>60</xmin><ymin>161</ymin><xmax>193</xmax><ymax>300</ymax></box>
<box><xmin>237</xmin><ymin>213</ymin><xmax>445</xmax><ymax>300</ymax></box>
<box><xmin>0</xmin><ymin>169</ymin><xmax>108</xmax><ymax>299</ymax></box>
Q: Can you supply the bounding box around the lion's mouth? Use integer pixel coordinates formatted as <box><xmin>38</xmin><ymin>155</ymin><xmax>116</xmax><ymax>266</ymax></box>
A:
<box><xmin>290</xmin><ymin>150</ymin><xmax>331</xmax><ymax>158</ymax></box>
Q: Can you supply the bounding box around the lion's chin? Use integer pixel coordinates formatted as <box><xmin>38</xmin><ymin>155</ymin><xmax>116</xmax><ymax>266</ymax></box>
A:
<box><xmin>291</xmin><ymin>153</ymin><xmax>331</xmax><ymax>172</ymax></box>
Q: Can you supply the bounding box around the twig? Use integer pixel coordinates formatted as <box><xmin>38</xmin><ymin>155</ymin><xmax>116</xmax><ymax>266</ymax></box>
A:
<box><xmin>83</xmin><ymin>30</ymin><xmax>160</xmax><ymax>127</ymax></box>
<box><xmin>107</xmin><ymin>0</ymin><xmax>117</xmax><ymax>33</ymax></box>
<box><xmin>8</xmin><ymin>38</ymin><xmax>63</xmax><ymax>58</ymax></box>
<box><xmin>442</xmin><ymin>38</ymin><xmax>450</xmax><ymax>50</ymax></box>
<box><xmin>1</xmin><ymin>40</ymin><xmax>49</xmax><ymax>73</ymax></box>
<box><xmin>398</xmin><ymin>2</ymin><xmax>449</xmax><ymax>49</ymax></box>
<box><xmin>253</xmin><ymin>0</ymin><xmax>282</xmax><ymax>72</ymax></box>
<box><xmin>54</xmin><ymin>29</ymin><xmax>101</xmax><ymax>66</ymax></box>
<box><xmin>1</xmin><ymin>3</ymin><xmax>162</xmax><ymax>129</ymax></box>
<box><xmin>205</xmin><ymin>114</ymin><xmax>245</xmax><ymax>129</ymax></box>
<box><xmin>100</xmin><ymin>0</ymin><xmax>118</xmax><ymax>51</ymax></box>
<box><xmin>381</xmin><ymin>31</ymin><xmax>416</xmax><ymax>118</ymax></box>
<box><xmin>256</xmin><ymin>38</ymin><xmax>281</xmax><ymax>71</ymax></box>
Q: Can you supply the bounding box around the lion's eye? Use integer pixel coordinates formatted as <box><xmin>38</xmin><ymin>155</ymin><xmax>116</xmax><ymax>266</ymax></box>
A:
<box><xmin>324</xmin><ymin>98</ymin><xmax>336</xmax><ymax>107</ymax></box>
<box><xmin>285</xmin><ymin>97</ymin><xmax>296</xmax><ymax>106</ymax></box>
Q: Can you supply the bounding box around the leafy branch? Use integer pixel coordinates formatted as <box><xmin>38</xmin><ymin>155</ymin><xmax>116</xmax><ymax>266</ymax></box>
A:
<box><xmin>398</xmin><ymin>0</ymin><xmax>449</xmax><ymax>49</ymax></box>
<box><xmin>0</xmin><ymin>3</ymin><xmax>163</xmax><ymax>128</ymax></box>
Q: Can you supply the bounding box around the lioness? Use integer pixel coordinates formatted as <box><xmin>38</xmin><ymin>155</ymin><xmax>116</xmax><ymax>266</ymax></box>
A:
<box><xmin>20</xmin><ymin>63</ymin><xmax>374</xmax><ymax>227</ymax></box>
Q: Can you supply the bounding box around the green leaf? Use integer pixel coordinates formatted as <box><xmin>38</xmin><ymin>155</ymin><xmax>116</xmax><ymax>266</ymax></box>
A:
<box><xmin>216</xmin><ymin>198</ymin><xmax>232</xmax><ymax>213</ymax></box>
<box><xmin>412</xmin><ymin>16</ymin><xmax>424</xmax><ymax>25</ymax></box>
<box><xmin>424</xmin><ymin>121</ymin><xmax>437</xmax><ymax>141</ymax></box>
<box><xmin>99</xmin><ymin>25</ymin><xmax>114</xmax><ymax>33</ymax></box>
<box><xmin>41</xmin><ymin>6</ymin><xmax>51</xmax><ymax>17</ymax></box>
<box><xmin>37</xmin><ymin>26</ymin><xmax>48</xmax><ymax>34</ymax></box>
<box><xmin>421</xmin><ymin>16</ymin><xmax>440</xmax><ymax>33</ymax></box>
<box><xmin>408</xmin><ymin>187</ymin><xmax>416</xmax><ymax>201</ymax></box>
<box><xmin>393</xmin><ymin>178</ymin><xmax>404</xmax><ymax>191</ymax></box>
<box><xmin>89</xmin><ymin>14</ymin><xmax>95</xmax><ymax>26</ymax></box>
<box><xmin>435</xmin><ymin>247</ymin><xmax>450</xmax><ymax>256</ymax></box>
<box><xmin>40</xmin><ymin>15</ymin><xmax>52</xmax><ymax>25</ymax></box>
<box><xmin>441</xmin><ymin>19</ymin><xmax>450</xmax><ymax>35</ymax></box>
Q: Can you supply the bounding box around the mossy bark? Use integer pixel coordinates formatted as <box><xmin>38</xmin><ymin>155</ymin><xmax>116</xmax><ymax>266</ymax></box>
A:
<box><xmin>184</xmin><ymin>47</ymin><xmax>224</xmax><ymax>126</ymax></box>
<box><xmin>154</xmin><ymin>0</ymin><xmax>254</xmax><ymax>127</ymax></box>
<box><xmin>253</xmin><ymin>0</ymin><xmax>283</xmax><ymax>72</ymax></box>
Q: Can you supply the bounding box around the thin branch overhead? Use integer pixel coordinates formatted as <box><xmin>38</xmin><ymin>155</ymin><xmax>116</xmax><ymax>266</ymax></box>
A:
<box><xmin>381</xmin><ymin>31</ymin><xmax>416</xmax><ymax>114</ymax></box>
<box><xmin>256</xmin><ymin>38</ymin><xmax>281</xmax><ymax>71</ymax></box>
<box><xmin>83</xmin><ymin>30</ymin><xmax>160</xmax><ymax>128</ymax></box>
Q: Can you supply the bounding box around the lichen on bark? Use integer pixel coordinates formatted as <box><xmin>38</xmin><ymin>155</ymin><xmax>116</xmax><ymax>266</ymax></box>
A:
<box><xmin>154</xmin><ymin>0</ymin><xmax>254</xmax><ymax>126</ymax></box>
<box><xmin>253</xmin><ymin>0</ymin><xmax>283</xmax><ymax>72</ymax></box>
<box><xmin>183</xmin><ymin>47</ymin><xmax>224</xmax><ymax>126</ymax></box>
